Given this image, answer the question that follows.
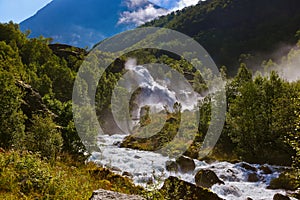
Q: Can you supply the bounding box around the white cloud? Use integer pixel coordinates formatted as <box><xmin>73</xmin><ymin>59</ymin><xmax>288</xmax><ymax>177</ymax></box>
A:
<box><xmin>118</xmin><ymin>4</ymin><xmax>168</xmax><ymax>26</ymax></box>
<box><xmin>124</xmin><ymin>0</ymin><xmax>148</xmax><ymax>9</ymax></box>
<box><xmin>172</xmin><ymin>0</ymin><xmax>199</xmax><ymax>11</ymax></box>
<box><xmin>118</xmin><ymin>0</ymin><xmax>200</xmax><ymax>26</ymax></box>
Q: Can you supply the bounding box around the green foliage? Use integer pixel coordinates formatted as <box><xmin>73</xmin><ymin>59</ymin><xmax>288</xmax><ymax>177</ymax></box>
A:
<box><xmin>24</xmin><ymin>115</ymin><xmax>63</xmax><ymax>159</ymax></box>
<box><xmin>0</xmin><ymin>71</ymin><xmax>26</xmax><ymax>149</ymax></box>
<box><xmin>0</xmin><ymin>22</ymin><xmax>84</xmax><ymax>157</ymax></box>
<box><xmin>227</xmin><ymin>70</ymin><xmax>296</xmax><ymax>164</ymax></box>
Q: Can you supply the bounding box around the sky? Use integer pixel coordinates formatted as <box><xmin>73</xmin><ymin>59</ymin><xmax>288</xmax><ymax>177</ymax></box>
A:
<box><xmin>0</xmin><ymin>0</ymin><xmax>52</xmax><ymax>23</ymax></box>
<box><xmin>0</xmin><ymin>0</ymin><xmax>199</xmax><ymax>23</ymax></box>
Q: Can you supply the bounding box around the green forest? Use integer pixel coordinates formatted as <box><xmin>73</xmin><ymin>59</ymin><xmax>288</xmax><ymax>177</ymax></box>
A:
<box><xmin>0</xmin><ymin>0</ymin><xmax>300</xmax><ymax>199</ymax></box>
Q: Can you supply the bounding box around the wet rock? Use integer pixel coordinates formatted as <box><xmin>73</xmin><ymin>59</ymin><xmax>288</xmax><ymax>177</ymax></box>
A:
<box><xmin>220</xmin><ymin>169</ymin><xmax>238</xmax><ymax>181</ymax></box>
<box><xmin>113</xmin><ymin>141</ymin><xmax>121</xmax><ymax>146</ymax></box>
<box><xmin>160</xmin><ymin>176</ymin><xmax>223</xmax><ymax>200</ymax></box>
<box><xmin>195</xmin><ymin>169</ymin><xmax>225</xmax><ymax>188</ymax></box>
<box><xmin>89</xmin><ymin>189</ymin><xmax>145</xmax><ymax>200</ymax></box>
<box><xmin>122</xmin><ymin>171</ymin><xmax>133</xmax><ymax>178</ymax></box>
<box><xmin>240</xmin><ymin>163</ymin><xmax>257</xmax><ymax>172</ymax></box>
<box><xmin>246</xmin><ymin>198</ymin><xmax>254</xmax><ymax>200</ymax></box>
<box><xmin>247</xmin><ymin>173</ymin><xmax>260</xmax><ymax>182</ymax></box>
<box><xmin>166</xmin><ymin>161</ymin><xmax>179</xmax><ymax>172</ymax></box>
<box><xmin>219</xmin><ymin>185</ymin><xmax>242</xmax><ymax>197</ymax></box>
<box><xmin>268</xmin><ymin>173</ymin><xmax>299</xmax><ymax>190</ymax></box>
<box><xmin>110</xmin><ymin>166</ymin><xmax>121</xmax><ymax>172</ymax></box>
<box><xmin>273</xmin><ymin>193</ymin><xmax>291</xmax><ymax>200</ymax></box>
<box><xmin>259</xmin><ymin>165</ymin><xmax>273</xmax><ymax>174</ymax></box>
<box><xmin>134</xmin><ymin>155</ymin><xmax>141</xmax><ymax>159</ymax></box>
<box><xmin>176</xmin><ymin>156</ymin><xmax>195</xmax><ymax>173</ymax></box>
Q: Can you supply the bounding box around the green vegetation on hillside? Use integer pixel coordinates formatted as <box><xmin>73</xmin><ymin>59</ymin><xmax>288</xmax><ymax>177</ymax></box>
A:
<box><xmin>144</xmin><ymin>0</ymin><xmax>300</xmax><ymax>75</ymax></box>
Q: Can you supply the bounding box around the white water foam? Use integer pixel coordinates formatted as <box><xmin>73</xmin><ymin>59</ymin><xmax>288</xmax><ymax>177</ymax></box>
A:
<box><xmin>88</xmin><ymin>134</ymin><xmax>296</xmax><ymax>200</ymax></box>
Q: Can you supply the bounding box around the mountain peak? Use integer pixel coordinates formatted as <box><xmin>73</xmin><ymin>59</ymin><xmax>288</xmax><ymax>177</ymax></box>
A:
<box><xmin>20</xmin><ymin>0</ymin><xmax>167</xmax><ymax>48</ymax></box>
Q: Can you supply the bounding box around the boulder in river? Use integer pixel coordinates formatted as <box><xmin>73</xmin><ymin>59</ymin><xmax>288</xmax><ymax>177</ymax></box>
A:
<box><xmin>259</xmin><ymin>165</ymin><xmax>273</xmax><ymax>174</ymax></box>
<box><xmin>273</xmin><ymin>193</ymin><xmax>291</xmax><ymax>200</ymax></box>
<box><xmin>176</xmin><ymin>156</ymin><xmax>195</xmax><ymax>173</ymax></box>
<box><xmin>195</xmin><ymin>169</ymin><xmax>225</xmax><ymax>188</ymax></box>
<box><xmin>240</xmin><ymin>162</ymin><xmax>257</xmax><ymax>171</ymax></box>
<box><xmin>247</xmin><ymin>173</ymin><xmax>260</xmax><ymax>182</ymax></box>
<box><xmin>160</xmin><ymin>176</ymin><xmax>223</xmax><ymax>200</ymax></box>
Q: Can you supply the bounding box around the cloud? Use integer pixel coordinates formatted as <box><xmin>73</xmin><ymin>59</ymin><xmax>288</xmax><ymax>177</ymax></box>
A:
<box><xmin>171</xmin><ymin>0</ymin><xmax>199</xmax><ymax>11</ymax></box>
<box><xmin>124</xmin><ymin>0</ymin><xmax>149</xmax><ymax>9</ymax></box>
<box><xmin>118</xmin><ymin>0</ymin><xmax>200</xmax><ymax>26</ymax></box>
<box><xmin>118</xmin><ymin>4</ymin><xmax>168</xmax><ymax>26</ymax></box>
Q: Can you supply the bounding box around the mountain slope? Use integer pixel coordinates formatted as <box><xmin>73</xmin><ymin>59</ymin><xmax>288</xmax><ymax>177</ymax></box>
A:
<box><xmin>20</xmin><ymin>0</ymin><xmax>166</xmax><ymax>48</ymax></box>
<box><xmin>144</xmin><ymin>0</ymin><xmax>300</xmax><ymax>74</ymax></box>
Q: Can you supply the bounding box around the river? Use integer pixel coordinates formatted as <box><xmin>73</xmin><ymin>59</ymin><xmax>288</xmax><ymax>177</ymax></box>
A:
<box><xmin>88</xmin><ymin>134</ymin><xmax>296</xmax><ymax>200</ymax></box>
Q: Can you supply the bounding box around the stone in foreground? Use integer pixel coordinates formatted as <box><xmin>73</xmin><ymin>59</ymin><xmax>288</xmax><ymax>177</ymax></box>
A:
<box><xmin>89</xmin><ymin>189</ymin><xmax>145</xmax><ymax>200</ymax></box>
<box><xmin>160</xmin><ymin>176</ymin><xmax>223</xmax><ymax>200</ymax></box>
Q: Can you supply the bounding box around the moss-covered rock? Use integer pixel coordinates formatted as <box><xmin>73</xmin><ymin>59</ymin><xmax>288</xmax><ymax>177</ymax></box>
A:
<box><xmin>268</xmin><ymin>172</ymin><xmax>299</xmax><ymax>191</ymax></box>
<box><xmin>159</xmin><ymin>176</ymin><xmax>223</xmax><ymax>200</ymax></box>
<box><xmin>273</xmin><ymin>193</ymin><xmax>291</xmax><ymax>200</ymax></box>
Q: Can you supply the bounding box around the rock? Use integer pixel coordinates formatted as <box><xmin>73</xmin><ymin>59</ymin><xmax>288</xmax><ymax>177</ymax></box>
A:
<box><xmin>220</xmin><ymin>169</ymin><xmax>238</xmax><ymax>181</ymax></box>
<box><xmin>122</xmin><ymin>171</ymin><xmax>133</xmax><ymax>178</ymax></box>
<box><xmin>159</xmin><ymin>176</ymin><xmax>223</xmax><ymax>200</ymax></box>
<box><xmin>89</xmin><ymin>189</ymin><xmax>145</xmax><ymax>200</ymax></box>
<box><xmin>165</xmin><ymin>161</ymin><xmax>179</xmax><ymax>172</ymax></box>
<box><xmin>218</xmin><ymin>185</ymin><xmax>242</xmax><ymax>197</ymax></box>
<box><xmin>247</xmin><ymin>173</ymin><xmax>260</xmax><ymax>182</ymax></box>
<box><xmin>110</xmin><ymin>166</ymin><xmax>121</xmax><ymax>172</ymax></box>
<box><xmin>246</xmin><ymin>198</ymin><xmax>254</xmax><ymax>200</ymax></box>
<box><xmin>240</xmin><ymin>163</ymin><xmax>257</xmax><ymax>172</ymax></box>
<box><xmin>113</xmin><ymin>141</ymin><xmax>121</xmax><ymax>146</ymax></box>
<box><xmin>268</xmin><ymin>173</ymin><xmax>298</xmax><ymax>190</ymax></box>
<box><xmin>273</xmin><ymin>193</ymin><xmax>291</xmax><ymax>200</ymax></box>
<box><xmin>176</xmin><ymin>156</ymin><xmax>195</xmax><ymax>173</ymax></box>
<box><xmin>195</xmin><ymin>169</ymin><xmax>225</xmax><ymax>188</ymax></box>
<box><xmin>15</xmin><ymin>80</ymin><xmax>54</xmax><ymax>118</ymax></box>
<box><xmin>134</xmin><ymin>155</ymin><xmax>141</xmax><ymax>159</ymax></box>
<box><xmin>259</xmin><ymin>165</ymin><xmax>273</xmax><ymax>174</ymax></box>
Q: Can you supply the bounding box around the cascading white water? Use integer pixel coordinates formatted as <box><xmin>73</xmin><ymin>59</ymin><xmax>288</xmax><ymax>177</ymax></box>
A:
<box><xmin>88</xmin><ymin>134</ymin><xmax>296</xmax><ymax>200</ymax></box>
<box><xmin>121</xmin><ymin>59</ymin><xmax>200</xmax><ymax>114</ymax></box>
